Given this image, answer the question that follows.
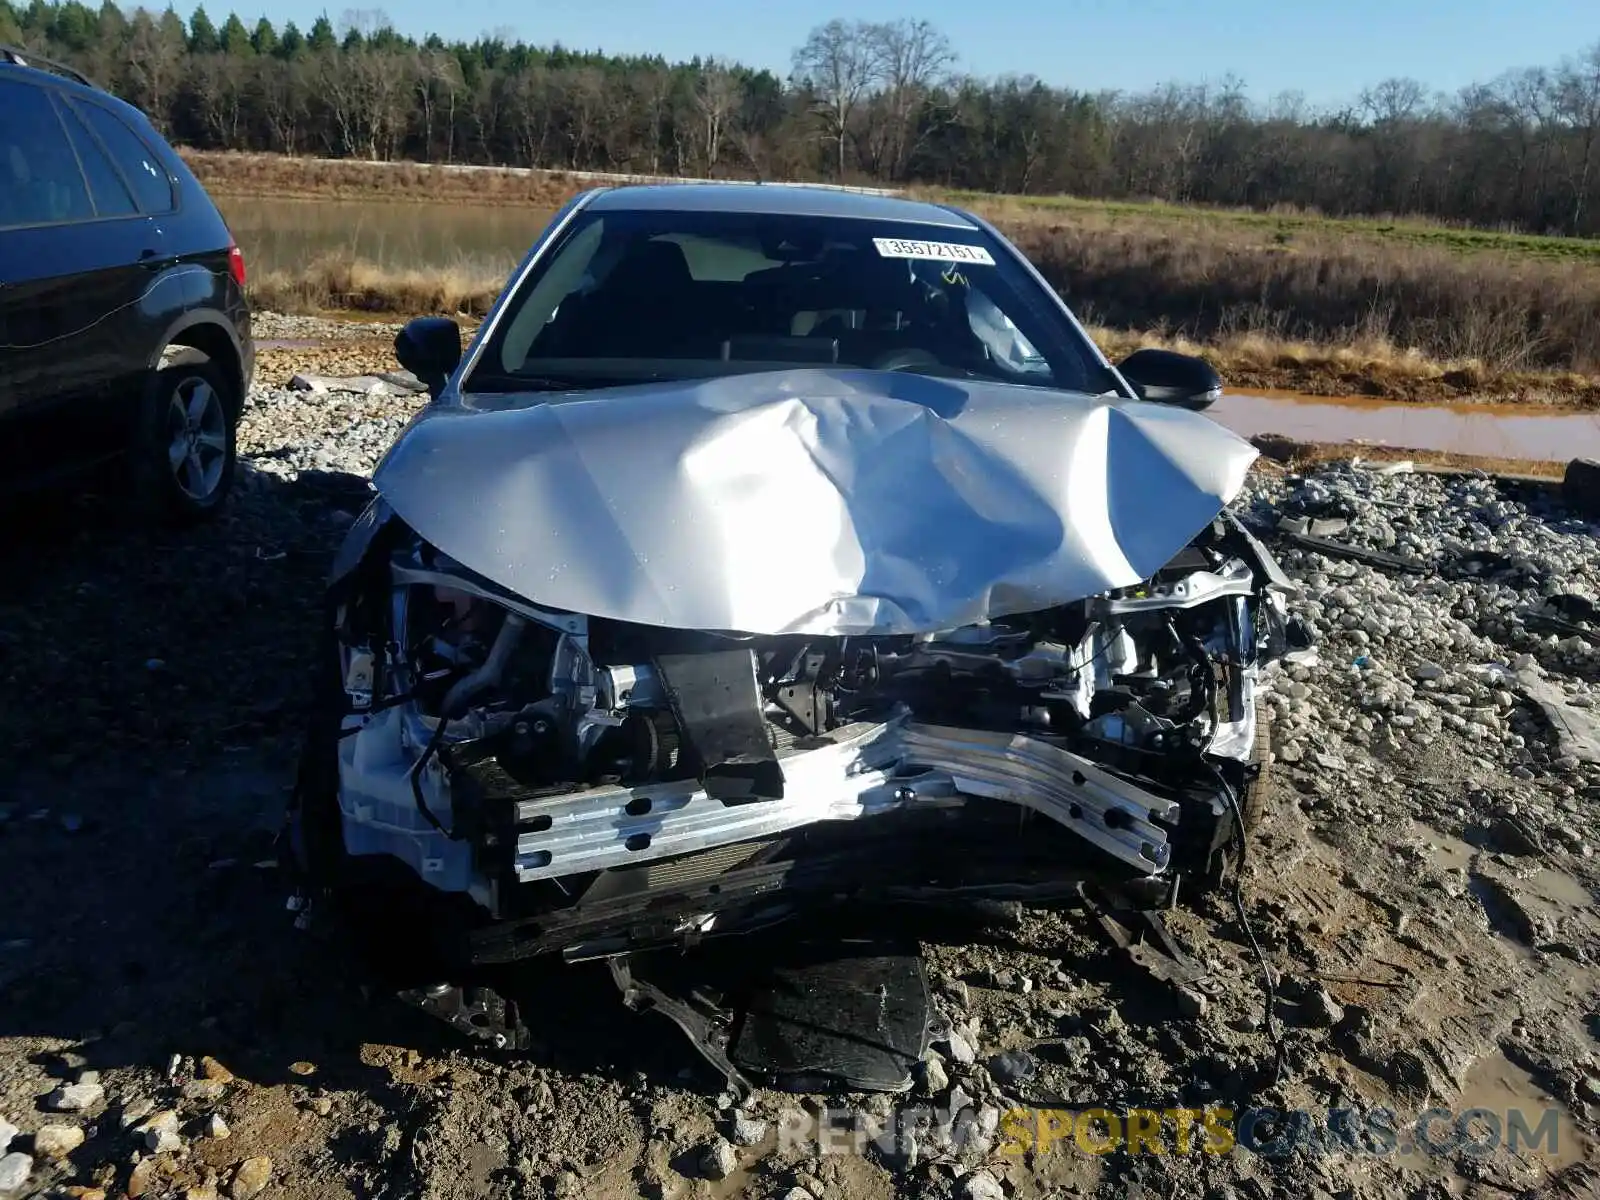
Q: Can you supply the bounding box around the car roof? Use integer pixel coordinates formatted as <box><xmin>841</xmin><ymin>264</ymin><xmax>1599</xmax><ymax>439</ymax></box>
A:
<box><xmin>0</xmin><ymin>56</ymin><xmax>156</xmax><ymax>125</ymax></box>
<box><xmin>584</xmin><ymin>183</ymin><xmax>979</xmax><ymax>228</ymax></box>
<box><xmin>1</xmin><ymin>48</ymin><xmax>95</xmax><ymax>90</ymax></box>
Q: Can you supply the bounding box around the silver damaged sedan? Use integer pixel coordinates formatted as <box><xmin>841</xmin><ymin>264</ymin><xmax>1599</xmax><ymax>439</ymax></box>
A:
<box><xmin>284</xmin><ymin>184</ymin><xmax>1309</xmax><ymax>1090</ymax></box>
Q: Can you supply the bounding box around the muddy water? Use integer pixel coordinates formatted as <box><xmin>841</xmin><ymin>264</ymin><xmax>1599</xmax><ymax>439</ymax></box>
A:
<box><xmin>1211</xmin><ymin>390</ymin><xmax>1600</xmax><ymax>464</ymax></box>
<box><xmin>220</xmin><ymin>195</ymin><xmax>550</xmax><ymax>273</ymax></box>
<box><xmin>1391</xmin><ymin>1049</ymin><xmax>1591</xmax><ymax>1177</ymax></box>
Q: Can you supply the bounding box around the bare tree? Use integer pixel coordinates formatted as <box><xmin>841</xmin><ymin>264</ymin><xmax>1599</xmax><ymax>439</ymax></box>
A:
<box><xmin>255</xmin><ymin>56</ymin><xmax>307</xmax><ymax>155</ymax></box>
<box><xmin>638</xmin><ymin>66</ymin><xmax>675</xmax><ymax>174</ymax></box>
<box><xmin>317</xmin><ymin>45</ymin><xmax>409</xmax><ymax>159</ymax></box>
<box><xmin>1503</xmin><ymin>67</ymin><xmax>1556</xmax><ymax>219</ymax></box>
<box><xmin>791</xmin><ymin>18</ymin><xmax>881</xmax><ymax>179</ymax></box>
<box><xmin>1356</xmin><ymin>77</ymin><xmax>1430</xmax><ymax>211</ymax></box>
<box><xmin>694</xmin><ymin>59</ymin><xmax>741</xmax><ymax>171</ymax></box>
<box><xmin>1553</xmin><ymin>41</ymin><xmax>1600</xmax><ymax>232</ymax></box>
<box><xmin>564</xmin><ymin>68</ymin><xmax>607</xmax><ymax>169</ymax></box>
<box><xmin>415</xmin><ymin>49</ymin><xmax>463</xmax><ymax>161</ymax></box>
<box><xmin>508</xmin><ymin>66</ymin><xmax>555</xmax><ymax>167</ymax></box>
<box><xmin>1360</xmin><ymin>77</ymin><xmax>1426</xmax><ymax>125</ymax></box>
<box><xmin>467</xmin><ymin>70</ymin><xmax>503</xmax><ymax>164</ymax></box>
<box><xmin>124</xmin><ymin>9</ymin><xmax>186</xmax><ymax>131</ymax></box>
<box><xmin>317</xmin><ymin>49</ymin><xmax>364</xmax><ymax>158</ymax></box>
<box><xmin>867</xmin><ymin>18</ymin><xmax>954</xmax><ymax>180</ymax></box>
<box><xmin>1265</xmin><ymin>90</ymin><xmax>1309</xmax><ymax>123</ymax></box>
<box><xmin>598</xmin><ymin>72</ymin><xmax>650</xmax><ymax>169</ymax></box>
<box><xmin>363</xmin><ymin>47</ymin><xmax>413</xmax><ymax>159</ymax></box>
<box><xmin>190</xmin><ymin>52</ymin><xmax>248</xmax><ymax>147</ymax></box>
<box><xmin>339</xmin><ymin>8</ymin><xmax>392</xmax><ymax>40</ymax></box>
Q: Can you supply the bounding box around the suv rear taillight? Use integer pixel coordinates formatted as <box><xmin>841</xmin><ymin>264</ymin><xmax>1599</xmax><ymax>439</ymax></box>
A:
<box><xmin>227</xmin><ymin>237</ymin><xmax>246</xmax><ymax>287</ymax></box>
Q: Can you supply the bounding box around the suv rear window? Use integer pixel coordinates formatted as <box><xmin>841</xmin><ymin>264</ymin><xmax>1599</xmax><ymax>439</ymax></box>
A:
<box><xmin>70</xmin><ymin>98</ymin><xmax>175</xmax><ymax>214</ymax></box>
<box><xmin>0</xmin><ymin>78</ymin><xmax>93</xmax><ymax>228</ymax></box>
<box><xmin>56</xmin><ymin>99</ymin><xmax>138</xmax><ymax>219</ymax></box>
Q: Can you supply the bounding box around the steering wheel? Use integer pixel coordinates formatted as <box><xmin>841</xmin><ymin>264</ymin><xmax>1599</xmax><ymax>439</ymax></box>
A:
<box><xmin>869</xmin><ymin>347</ymin><xmax>944</xmax><ymax>373</ymax></box>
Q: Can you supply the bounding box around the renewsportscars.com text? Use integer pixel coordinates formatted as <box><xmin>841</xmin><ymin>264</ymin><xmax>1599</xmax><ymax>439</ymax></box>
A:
<box><xmin>772</xmin><ymin>1103</ymin><xmax>1566</xmax><ymax>1160</ymax></box>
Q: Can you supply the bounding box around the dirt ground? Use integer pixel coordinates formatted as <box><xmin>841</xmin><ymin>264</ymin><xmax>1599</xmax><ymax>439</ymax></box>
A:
<box><xmin>2</xmin><ymin>357</ymin><xmax>1598</xmax><ymax>1200</ymax></box>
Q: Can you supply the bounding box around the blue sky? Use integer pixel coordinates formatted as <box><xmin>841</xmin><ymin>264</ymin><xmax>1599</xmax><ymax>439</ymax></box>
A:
<box><xmin>259</xmin><ymin>0</ymin><xmax>1596</xmax><ymax>107</ymax></box>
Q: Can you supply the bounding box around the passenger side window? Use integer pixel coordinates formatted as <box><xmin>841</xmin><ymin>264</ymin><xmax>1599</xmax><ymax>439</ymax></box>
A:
<box><xmin>70</xmin><ymin>98</ymin><xmax>175</xmax><ymax>215</ymax></box>
<box><xmin>0</xmin><ymin>79</ymin><xmax>94</xmax><ymax>229</ymax></box>
<box><xmin>54</xmin><ymin>97</ymin><xmax>138</xmax><ymax>219</ymax></box>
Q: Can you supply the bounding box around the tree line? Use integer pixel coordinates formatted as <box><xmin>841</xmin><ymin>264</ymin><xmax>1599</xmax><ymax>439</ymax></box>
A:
<box><xmin>6</xmin><ymin>3</ymin><xmax>1600</xmax><ymax>236</ymax></box>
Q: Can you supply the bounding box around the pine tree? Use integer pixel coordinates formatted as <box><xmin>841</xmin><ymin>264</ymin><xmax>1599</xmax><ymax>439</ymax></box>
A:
<box><xmin>188</xmin><ymin>4</ymin><xmax>217</xmax><ymax>53</ymax></box>
<box><xmin>276</xmin><ymin>19</ymin><xmax>302</xmax><ymax>58</ymax></box>
<box><xmin>249</xmin><ymin>15</ymin><xmax>275</xmax><ymax>57</ymax></box>
<box><xmin>0</xmin><ymin>0</ymin><xmax>22</xmax><ymax>44</ymax></box>
<box><xmin>219</xmin><ymin>11</ymin><xmax>250</xmax><ymax>55</ymax></box>
<box><xmin>306</xmin><ymin>13</ymin><xmax>334</xmax><ymax>52</ymax></box>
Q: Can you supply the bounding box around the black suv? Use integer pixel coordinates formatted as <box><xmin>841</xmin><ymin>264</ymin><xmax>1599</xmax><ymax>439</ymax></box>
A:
<box><xmin>0</xmin><ymin>47</ymin><xmax>253</xmax><ymax>522</ymax></box>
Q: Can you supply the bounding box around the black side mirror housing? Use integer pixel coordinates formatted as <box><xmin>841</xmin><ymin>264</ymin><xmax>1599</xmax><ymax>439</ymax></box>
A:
<box><xmin>1115</xmin><ymin>348</ymin><xmax>1222</xmax><ymax>409</ymax></box>
<box><xmin>395</xmin><ymin>316</ymin><xmax>462</xmax><ymax>399</ymax></box>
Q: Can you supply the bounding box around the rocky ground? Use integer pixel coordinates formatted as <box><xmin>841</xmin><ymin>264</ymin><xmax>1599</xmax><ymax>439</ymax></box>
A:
<box><xmin>1</xmin><ymin>316</ymin><xmax>1597</xmax><ymax>1200</ymax></box>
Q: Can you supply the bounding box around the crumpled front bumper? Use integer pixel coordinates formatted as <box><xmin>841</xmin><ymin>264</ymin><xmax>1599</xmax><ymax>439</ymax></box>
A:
<box><xmin>492</xmin><ymin>712</ymin><xmax>1188</xmax><ymax>884</ymax></box>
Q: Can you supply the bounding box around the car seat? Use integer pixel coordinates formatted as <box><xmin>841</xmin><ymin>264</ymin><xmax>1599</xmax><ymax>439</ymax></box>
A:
<box><xmin>578</xmin><ymin>239</ymin><xmax>702</xmax><ymax>357</ymax></box>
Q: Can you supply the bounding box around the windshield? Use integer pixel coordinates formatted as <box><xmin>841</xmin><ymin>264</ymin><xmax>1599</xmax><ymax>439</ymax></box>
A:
<box><xmin>465</xmin><ymin>207</ymin><xmax>1117</xmax><ymax>396</ymax></box>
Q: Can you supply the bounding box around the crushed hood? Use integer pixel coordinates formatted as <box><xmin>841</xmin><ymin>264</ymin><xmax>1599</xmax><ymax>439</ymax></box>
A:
<box><xmin>371</xmin><ymin>368</ymin><xmax>1258</xmax><ymax>636</ymax></box>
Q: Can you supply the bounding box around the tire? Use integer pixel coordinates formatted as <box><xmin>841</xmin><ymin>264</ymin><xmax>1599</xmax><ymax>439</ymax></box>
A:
<box><xmin>128</xmin><ymin>356</ymin><xmax>238</xmax><ymax>524</ymax></box>
<box><xmin>1239</xmin><ymin>695</ymin><xmax>1275</xmax><ymax>830</ymax></box>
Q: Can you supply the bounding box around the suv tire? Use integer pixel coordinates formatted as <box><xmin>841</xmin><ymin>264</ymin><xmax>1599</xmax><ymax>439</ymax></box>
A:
<box><xmin>129</xmin><ymin>355</ymin><xmax>238</xmax><ymax>524</ymax></box>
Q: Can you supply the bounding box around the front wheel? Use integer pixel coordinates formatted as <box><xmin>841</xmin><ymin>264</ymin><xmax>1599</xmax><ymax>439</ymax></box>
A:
<box><xmin>129</xmin><ymin>358</ymin><xmax>238</xmax><ymax>524</ymax></box>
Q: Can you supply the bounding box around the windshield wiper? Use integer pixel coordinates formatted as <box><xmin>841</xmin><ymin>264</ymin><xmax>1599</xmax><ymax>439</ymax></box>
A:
<box><xmin>464</xmin><ymin>371</ymin><xmax>625</xmax><ymax>394</ymax></box>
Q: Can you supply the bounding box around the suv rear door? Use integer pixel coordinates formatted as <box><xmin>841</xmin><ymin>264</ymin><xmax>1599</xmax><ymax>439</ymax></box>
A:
<box><xmin>0</xmin><ymin>74</ymin><xmax>159</xmax><ymax>483</ymax></box>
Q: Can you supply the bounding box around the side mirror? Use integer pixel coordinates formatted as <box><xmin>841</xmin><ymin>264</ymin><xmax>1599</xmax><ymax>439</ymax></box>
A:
<box><xmin>395</xmin><ymin>316</ymin><xmax>462</xmax><ymax>399</ymax></box>
<box><xmin>1115</xmin><ymin>348</ymin><xmax>1222</xmax><ymax>410</ymax></box>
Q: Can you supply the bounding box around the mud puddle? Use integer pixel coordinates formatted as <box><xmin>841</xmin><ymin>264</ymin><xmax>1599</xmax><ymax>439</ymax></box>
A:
<box><xmin>1387</xmin><ymin>1049</ymin><xmax>1590</xmax><ymax>1180</ymax></box>
<box><xmin>1426</xmin><ymin>831</ymin><xmax>1595</xmax><ymax>957</ymax></box>
<box><xmin>1210</xmin><ymin>391</ymin><xmax>1600</xmax><ymax>463</ymax></box>
<box><xmin>1428</xmin><ymin>832</ymin><xmax>1594</xmax><ymax>910</ymax></box>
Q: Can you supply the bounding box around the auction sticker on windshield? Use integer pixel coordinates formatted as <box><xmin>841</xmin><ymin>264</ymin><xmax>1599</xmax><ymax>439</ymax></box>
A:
<box><xmin>873</xmin><ymin>238</ymin><xmax>996</xmax><ymax>265</ymax></box>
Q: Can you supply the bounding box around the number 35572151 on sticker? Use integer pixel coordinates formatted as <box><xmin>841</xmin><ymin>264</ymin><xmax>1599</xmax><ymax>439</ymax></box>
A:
<box><xmin>872</xmin><ymin>238</ymin><xmax>996</xmax><ymax>265</ymax></box>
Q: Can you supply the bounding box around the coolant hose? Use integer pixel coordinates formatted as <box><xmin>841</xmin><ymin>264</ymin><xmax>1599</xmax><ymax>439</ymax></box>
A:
<box><xmin>441</xmin><ymin>612</ymin><xmax>529</xmax><ymax>719</ymax></box>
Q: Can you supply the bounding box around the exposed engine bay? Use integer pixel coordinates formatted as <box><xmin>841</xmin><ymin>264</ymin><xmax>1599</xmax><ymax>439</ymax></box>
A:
<box><xmin>290</xmin><ymin>504</ymin><xmax>1303</xmax><ymax>978</ymax></box>
<box><xmin>283</xmin><ymin>365</ymin><xmax>1301</xmax><ymax>1085</ymax></box>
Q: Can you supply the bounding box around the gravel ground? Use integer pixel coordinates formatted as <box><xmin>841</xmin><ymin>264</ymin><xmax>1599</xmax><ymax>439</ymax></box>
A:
<box><xmin>250</xmin><ymin>312</ymin><xmax>410</xmax><ymax>389</ymax></box>
<box><xmin>1</xmin><ymin>318</ymin><xmax>1598</xmax><ymax>1200</ymax></box>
